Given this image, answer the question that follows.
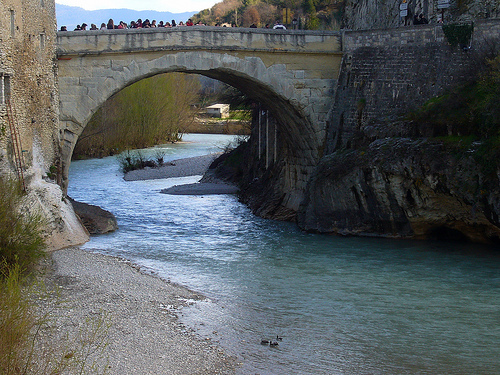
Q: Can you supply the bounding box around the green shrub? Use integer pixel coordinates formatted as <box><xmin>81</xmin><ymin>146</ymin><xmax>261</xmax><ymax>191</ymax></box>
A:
<box><xmin>0</xmin><ymin>263</ymin><xmax>36</xmax><ymax>375</ymax></box>
<box><xmin>117</xmin><ymin>150</ymin><xmax>158</xmax><ymax>173</ymax></box>
<box><xmin>442</xmin><ymin>23</ymin><xmax>474</xmax><ymax>48</ymax></box>
<box><xmin>0</xmin><ymin>177</ymin><xmax>44</xmax><ymax>275</ymax></box>
<box><xmin>409</xmin><ymin>54</ymin><xmax>500</xmax><ymax>139</ymax></box>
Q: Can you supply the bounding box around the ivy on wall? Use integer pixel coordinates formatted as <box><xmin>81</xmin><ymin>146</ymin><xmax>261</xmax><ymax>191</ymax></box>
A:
<box><xmin>442</xmin><ymin>22</ymin><xmax>474</xmax><ymax>48</ymax></box>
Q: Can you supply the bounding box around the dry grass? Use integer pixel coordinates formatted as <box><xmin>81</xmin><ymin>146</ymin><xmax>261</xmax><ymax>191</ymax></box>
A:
<box><xmin>0</xmin><ymin>176</ymin><xmax>110</xmax><ymax>374</ymax></box>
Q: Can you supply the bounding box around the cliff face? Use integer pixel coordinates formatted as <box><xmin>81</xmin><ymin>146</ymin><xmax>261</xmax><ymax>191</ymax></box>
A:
<box><xmin>342</xmin><ymin>0</ymin><xmax>500</xmax><ymax>30</ymax></box>
<box><xmin>296</xmin><ymin>21</ymin><xmax>500</xmax><ymax>243</ymax></box>
<box><xmin>297</xmin><ymin>138</ymin><xmax>500</xmax><ymax>244</ymax></box>
<box><xmin>206</xmin><ymin>22</ymin><xmax>500</xmax><ymax>244</ymax></box>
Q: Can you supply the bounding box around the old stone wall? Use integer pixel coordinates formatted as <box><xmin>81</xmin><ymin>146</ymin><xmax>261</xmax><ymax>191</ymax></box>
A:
<box><xmin>0</xmin><ymin>0</ymin><xmax>59</xmax><ymax>174</ymax></box>
<box><xmin>327</xmin><ymin>20</ymin><xmax>500</xmax><ymax>153</ymax></box>
<box><xmin>0</xmin><ymin>0</ymin><xmax>88</xmax><ymax>249</ymax></box>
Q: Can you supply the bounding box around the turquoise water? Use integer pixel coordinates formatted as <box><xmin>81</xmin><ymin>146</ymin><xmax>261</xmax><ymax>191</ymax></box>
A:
<box><xmin>68</xmin><ymin>134</ymin><xmax>500</xmax><ymax>375</ymax></box>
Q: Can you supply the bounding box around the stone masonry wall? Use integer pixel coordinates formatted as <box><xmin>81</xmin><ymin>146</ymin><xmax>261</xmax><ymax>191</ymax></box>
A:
<box><xmin>0</xmin><ymin>0</ymin><xmax>59</xmax><ymax>179</ymax></box>
<box><xmin>327</xmin><ymin>20</ymin><xmax>500</xmax><ymax>154</ymax></box>
<box><xmin>0</xmin><ymin>0</ymin><xmax>88</xmax><ymax>249</ymax></box>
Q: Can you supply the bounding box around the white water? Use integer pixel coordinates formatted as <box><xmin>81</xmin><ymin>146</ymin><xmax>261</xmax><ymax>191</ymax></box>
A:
<box><xmin>69</xmin><ymin>134</ymin><xmax>500</xmax><ymax>375</ymax></box>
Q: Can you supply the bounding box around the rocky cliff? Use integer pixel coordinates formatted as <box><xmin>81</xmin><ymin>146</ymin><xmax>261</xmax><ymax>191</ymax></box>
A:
<box><xmin>342</xmin><ymin>0</ymin><xmax>499</xmax><ymax>30</ymax></box>
<box><xmin>209</xmin><ymin>21</ymin><xmax>500</xmax><ymax>244</ymax></box>
<box><xmin>295</xmin><ymin>21</ymin><xmax>500</xmax><ymax>243</ymax></box>
<box><xmin>297</xmin><ymin>138</ymin><xmax>500</xmax><ymax>244</ymax></box>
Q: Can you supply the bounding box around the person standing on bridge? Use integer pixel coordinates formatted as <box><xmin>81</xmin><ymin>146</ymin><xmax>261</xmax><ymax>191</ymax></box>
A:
<box><xmin>107</xmin><ymin>19</ymin><xmax>114</xmax><ymax>29</ymax></box>
<box><xmin>273</xmin><ymin>21</ymin><xmax>286</xmax><ymax>29</ymax></box>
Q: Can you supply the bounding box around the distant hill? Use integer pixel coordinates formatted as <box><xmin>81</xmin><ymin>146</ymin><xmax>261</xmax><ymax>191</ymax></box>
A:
<box><xmin>56</xmin><ymin>4</ymin><xmax>198</xmax><ymax>30</ymax></box>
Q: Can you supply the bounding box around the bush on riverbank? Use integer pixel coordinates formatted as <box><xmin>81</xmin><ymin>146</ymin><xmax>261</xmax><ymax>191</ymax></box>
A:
<box><xmin>0</xmin><ymin>176</ymin><xmax>111</xmax><ymax>374</ymax></box>
<box><xmin>73</xmin><ymin>73</ymin><xmax>200</xmax><ymax>159</ymax></box>
<box><xmin>409</xmin><ymin>53</ymin><xmax>500</xmax><ymax>186</ymax></box>
<box><xmin>410</xmin><ymin>54</ymin><xmax>500</xmax><ymax>139</ymax></box>
<box><xmin>117</xmin><ymin>150</ymin><xmax>163</xmax><ymax>173</ymax></box>
<box><xmin>0</xmin><ymin>176</ymin><xmax>43</xmax><ymax>374</ymax></box>
<box><xmin>0</xmin><ymin>177</ymin><xmax>44</xmax><ymax>275</ymax></box>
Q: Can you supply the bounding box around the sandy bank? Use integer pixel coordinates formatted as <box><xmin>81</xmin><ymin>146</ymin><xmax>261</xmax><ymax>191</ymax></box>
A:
<box><xmin>123</xmin><ymin>154</ymin><xmax>219</xmax><ymax>181</ymax></box>
<box><xmin>160</xmin><ymin>182</ymin><xmax>239</xmax><ymax>195</ymax></box>
<box><xmin>37</xmin><ymin>247</ymin><xmax>237</xmax><ymax>374</ymax></box>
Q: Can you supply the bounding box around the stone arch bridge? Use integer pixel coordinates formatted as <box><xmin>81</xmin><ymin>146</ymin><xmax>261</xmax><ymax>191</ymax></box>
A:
<box><xmin>56</xmin><ymin>27</ymin><xmax>342</xmax><ymax>208</ymax></box>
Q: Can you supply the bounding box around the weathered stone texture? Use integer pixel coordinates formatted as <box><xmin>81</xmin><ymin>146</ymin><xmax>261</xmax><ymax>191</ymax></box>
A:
<box><xmin>0</xmin><ymin>0</ymin><xmax>88</xmax><ymax>249</ymax></box>
<box><xmin>298</xmin><ymin>139</ymin><xmax>500</xmax><ymax>244</ymax></box>
<box><xmin>328</xmin><ymin>21</ymin><xmax>499</xmax><ymax>154</ymax></box>
<box><xmin>343</xmin><ymin>0</ymin><xmax>499</xmax><ymax>30</ymax></box>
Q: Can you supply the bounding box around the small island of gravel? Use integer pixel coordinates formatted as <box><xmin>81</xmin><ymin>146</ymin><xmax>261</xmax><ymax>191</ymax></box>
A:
<box><xmin>124</xmin><ymin>154</ymin><xmax>239</xmax><ymax>195</ymax></box>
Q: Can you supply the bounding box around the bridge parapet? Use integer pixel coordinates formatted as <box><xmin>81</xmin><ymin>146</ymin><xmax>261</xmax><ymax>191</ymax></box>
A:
<box><xmin>57</xmin><ymin>27</ymin><xmax>341</xmax><ymax>56</ymax></box>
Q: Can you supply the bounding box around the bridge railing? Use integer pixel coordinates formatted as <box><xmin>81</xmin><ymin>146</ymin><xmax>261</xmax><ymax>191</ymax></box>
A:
<box><xmin>56</xmin><ymin>26</ymin><xmax>342</xmax><ymax>56</ymax></box>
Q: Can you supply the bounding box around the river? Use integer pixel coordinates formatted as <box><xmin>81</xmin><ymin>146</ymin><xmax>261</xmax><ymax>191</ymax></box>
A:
<box><xmin>68</xmin><ymin>134</ymin><xmax>500</xmax><ymax>375</ymax></box>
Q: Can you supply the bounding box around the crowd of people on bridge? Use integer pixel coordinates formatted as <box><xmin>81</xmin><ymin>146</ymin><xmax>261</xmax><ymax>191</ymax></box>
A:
<box><xmin>60</xmin><ymin>18</ymin><xmax>289</xmax><ymax>32</ymax></box>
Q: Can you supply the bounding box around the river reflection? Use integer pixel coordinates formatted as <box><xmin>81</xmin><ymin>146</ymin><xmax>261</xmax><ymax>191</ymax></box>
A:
<box><xmin>69</xmin><ymin>134</ymin><xmax>500</xmax><ymax>375</ymax></box>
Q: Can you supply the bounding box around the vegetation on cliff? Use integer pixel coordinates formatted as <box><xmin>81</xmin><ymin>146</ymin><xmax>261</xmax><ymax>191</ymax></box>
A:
<box><xmin>0</xmin><ymin>177</ymin><xmax>43</xmax><ymax>374</ymax></box>
<box><xmin>0</xmin><ymin>178</ymin><xmax>44</xmax><ymax>275</ymax></box>
<box><xmin>410</xmin><ymin>53</ymin><xmax>500</xmax><ymax>178</ymax></box>
<box><xmin>191</xmin><ymin>0</ymin><xmax>345</xmax><ymax>29</ymax></box>
<box><xmin>73</xmin><ymin>73</ymin><xmax>200</xmax><ymax>159</ymax></box>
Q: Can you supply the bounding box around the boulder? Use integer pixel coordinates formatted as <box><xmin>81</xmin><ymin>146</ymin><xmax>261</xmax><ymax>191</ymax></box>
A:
<box><xmin>68</xmin><ymin>197</ymin><xmax>118</xmax><ymax>235</ymax></box>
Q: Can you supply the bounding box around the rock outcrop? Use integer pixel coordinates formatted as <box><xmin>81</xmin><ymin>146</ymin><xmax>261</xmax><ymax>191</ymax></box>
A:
<box><xmin>342</xmin><ymin>0</ymin><xmax>500</xmax><ymax>30</ymax></box>
<box><xmin>298</xmin><ymin>138</ymin><xmax>500</xmax><ymax>244</ymax></box>
<box><xmin>68</xmin><ymin>197</ymin><xmax>118</xmax><ymax>235</ymax></box>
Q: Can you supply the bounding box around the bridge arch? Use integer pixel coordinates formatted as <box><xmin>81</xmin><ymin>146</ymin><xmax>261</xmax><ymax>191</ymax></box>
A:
<box><xmin>57</xmin><ymin>28</ymin><xmax>342</xmax><ymax>210</ymax></box>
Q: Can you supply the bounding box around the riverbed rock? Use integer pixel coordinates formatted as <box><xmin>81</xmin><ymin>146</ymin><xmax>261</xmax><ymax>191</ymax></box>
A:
<box><xmin>297</xmin><ymin>138</ymin><xmax>500</xmax><ymax>244</ymax></box>
<box><xmin>68</xmin><ymin>197</ymin><xmax>118</xmax><ymax>234</ymax></box>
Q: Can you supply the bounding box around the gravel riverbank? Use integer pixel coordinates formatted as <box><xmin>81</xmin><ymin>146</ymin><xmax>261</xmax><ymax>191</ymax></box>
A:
<box><xmin>123</xmin><ymin>154</ymin><xmax>219</xmax><ymax>181</ymax></box>
<box><xmin>38</xmin><ymin>248</ymin><xmax>238</xmax><ymax>374</ymax></box>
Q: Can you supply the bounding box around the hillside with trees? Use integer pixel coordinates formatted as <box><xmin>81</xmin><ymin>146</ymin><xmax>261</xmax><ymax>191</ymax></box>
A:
<box><xmin>191</xmin><ymin>0</ymin><xmax>345</xmax><ymax>29</ymax></box>
<box><xmin>191</xmin><ymin>0</ymin><xmax>498</xmax><ymax>30</ymax></box>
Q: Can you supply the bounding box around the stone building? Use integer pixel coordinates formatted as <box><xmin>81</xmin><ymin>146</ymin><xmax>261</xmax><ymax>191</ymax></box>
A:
<box><xmin>0</xmin><ymin>0</ymin><xmax>88</xmax><ymax>249</ymax></box>
<box><xmin>206</xmin><ymin>104</ymin><xmax>230</xmax><ymax>118</ymax></box>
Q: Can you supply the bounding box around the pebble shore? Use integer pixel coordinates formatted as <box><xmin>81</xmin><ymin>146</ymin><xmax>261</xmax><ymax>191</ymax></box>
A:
<box><xmin>38</xmin><ymin>248</ymin><xmax>237</xmax><ymax>374</ymax></box>
<box><xmin>123</xmin><ymin>154</ymin><xmax>218</xmax><ymax>181</ymax></box>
